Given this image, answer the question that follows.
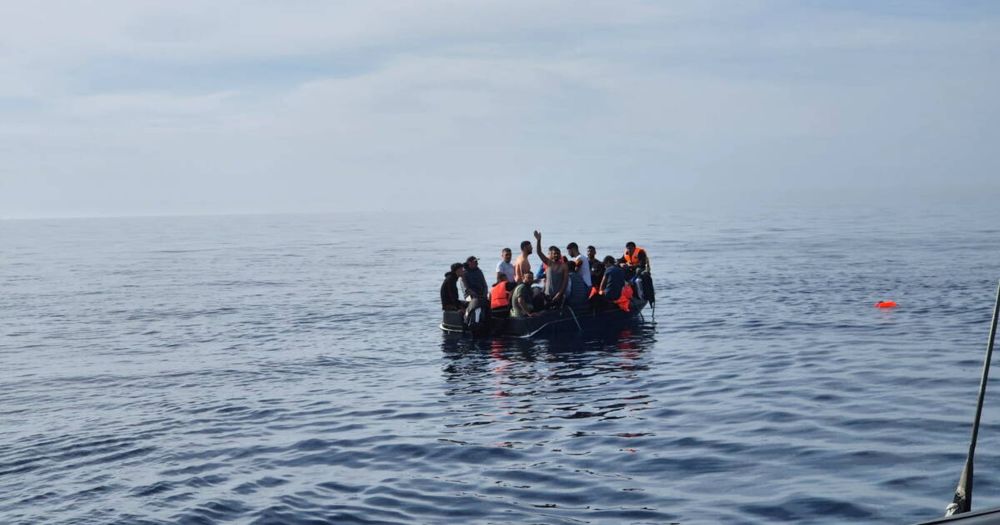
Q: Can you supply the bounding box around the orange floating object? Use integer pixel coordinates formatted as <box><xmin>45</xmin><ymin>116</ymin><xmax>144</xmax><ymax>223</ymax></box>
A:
<box><xmin>875</xmin><ymin>301</ymin><xmax>898</xmax><ymax>308</ymax></box>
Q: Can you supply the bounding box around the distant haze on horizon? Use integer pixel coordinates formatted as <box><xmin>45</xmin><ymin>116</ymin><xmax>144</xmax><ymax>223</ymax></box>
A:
<box><xmin>1</xmin><ymin>1</ymin><xmax>998</xmax><ymax>219</ymax></box>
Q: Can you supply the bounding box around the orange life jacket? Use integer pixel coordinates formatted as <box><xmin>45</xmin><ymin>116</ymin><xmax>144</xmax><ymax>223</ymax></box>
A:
<box><xmin>491</xmin><ymin>282</ymin><xmax>511</xmax><ymax>309</ymax></box>
<box><xmin>623</xmin><ymin>247</ymin><xmax>647</xmax><ymax>266</ymax></box>
<box><xmin>615</xmin><ymin>283</ymin><xmax>633</xmax><ymax>312</ymax></box>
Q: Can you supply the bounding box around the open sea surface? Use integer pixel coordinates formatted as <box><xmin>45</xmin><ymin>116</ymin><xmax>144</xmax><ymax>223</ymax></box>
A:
<box><xmin>3</xmin><ymin>203</ymin><xmax>1000</xmax><ymax>524</ymax></box>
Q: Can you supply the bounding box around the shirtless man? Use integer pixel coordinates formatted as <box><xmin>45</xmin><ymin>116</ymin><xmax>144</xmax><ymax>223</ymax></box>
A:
<box><xmin>533</xmin><ymin>230</ymin><xmax>568</xmax><ymax>305</ymax></box>
<box><xmin>513</xmin><ymin>240</ymin><xmax>533</xmax><ymax>281</ymax></box>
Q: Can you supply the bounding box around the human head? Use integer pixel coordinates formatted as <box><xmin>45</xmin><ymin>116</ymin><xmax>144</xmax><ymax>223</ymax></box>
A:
<box><xmin>466</xmin><ymin>256</ymin><xmax>479</xmax><ymax>269</ymax></box>
<box><xmin>586</xmin><ymin>245</ymin><xmax>596</xmax><ymax>259</ymax></box>
<box><xmin>566</xmin><ymin>242</ymin><xmax>579</xmax><ymax>257</ymax></box>
<box><xmin>603</xmin><ymin>255</ymin><xmax>616</xmax><ymax>266</ymax></box>
<box><xmin>548</xmin><ymin>245</ymin><xmax>561</xmax><ymax>261</ymax></box>
<box><xmin>625</xmin><ymin>241</ymin><xmax>636</xmax><ymax>252</ymax></box>
<box><xmin>522</xmin><ymin>272</ymin><xmax>534</xmax><ymax>284</ymax></box>
<box><xmin>451</xmin><ymin>262</ymin><xmax>465</xmax><ymax>276</ymax></box>
<box><xmin>520</xmin><ymin>240</ymin><xmax>532</xmax><ymax>255</ymax></box>
<box><xmin>496</xmin><ymin>273</ymin><xmax>508</xmax><ymax>285</ymax></box>
<box><xmin>501</xmin><ymin>247</ymin><xmax>512</xmax><ymax>262</ymax></box>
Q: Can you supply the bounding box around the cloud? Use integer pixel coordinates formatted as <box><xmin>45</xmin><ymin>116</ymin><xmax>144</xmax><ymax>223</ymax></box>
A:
<box><xmin>1</xmin><ymin>1</ymin><xmax>998</xmax><ymax>217</ymax></box>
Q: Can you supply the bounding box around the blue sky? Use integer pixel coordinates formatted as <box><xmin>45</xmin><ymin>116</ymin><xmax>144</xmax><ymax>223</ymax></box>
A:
<box><xmin>1</xmin><ymin>1</ymin><xmax>998</xmax><ymax>218</ymax></box>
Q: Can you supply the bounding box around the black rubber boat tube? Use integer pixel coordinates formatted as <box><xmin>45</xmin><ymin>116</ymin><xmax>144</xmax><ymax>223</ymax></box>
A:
<box><xmin>947</xmin><ymin>280</ymin><xmax>1000</xmax><ymax>516</ymax></box>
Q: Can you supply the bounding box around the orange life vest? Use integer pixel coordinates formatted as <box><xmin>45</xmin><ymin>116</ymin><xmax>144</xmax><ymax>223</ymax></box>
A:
<box><xmin>615</xmin><ymin>283</ymin><xmax>633</xmax><ymax>312</ymax></box>
<box><xmin>623</xmin><ymin>247</ymin><xmax>647</xmax><ymax>266</ymax></box>
<box><xmin>491</xmin><ymin>282</ymin><xmax>511</xmax><ymax>309</ymax></box>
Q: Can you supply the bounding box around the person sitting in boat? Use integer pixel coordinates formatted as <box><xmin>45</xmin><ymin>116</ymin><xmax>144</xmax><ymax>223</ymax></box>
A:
<box><xmin>595</xmin><ymin>255</ymin><xmax>625</xmax><ymax>308</ymax></box>
<box><xmin>622</xmin><ymin>241</ymin><xmax>650</xmax><ymax>279</ymax></box>
<box><xmin>496</xmin><ymin>247</ymin><xmax>516</xmax><ymax>284</ymax></box>
<box><xmin>513</xmin><ymin>240</ymin><xmax>533</xmax><ymax>281</ymax></box>
<box><xmin>533</xmin><ymin>230</ymin><xmax>568</xmax><ymax>308</ymax></box>
<box><xmin>565</xmin><ymin>260</ymin><xmax>590</xmax><ymax>308</ymax></box>
<box><xmin>440</xmin><ymin>262</ymin><xmax>467</xmax><ymax>311</ymax></box>
<box><xmin>461</xmin><ymin>256</ymin><xmax>489</xmax><ymax>319</ymax></box>
<box><xmin>565</xmin><ymin>242</ymin><xmax>592</xmax><ymax>289</ymax></box>
<box><xmin>511</xmin><ymin>273</ymin><xmax>538</xmax><ymax>318</ymax></box>
<box><xmin>490</xmin><ymin>273</ymin><xmax>512</xmax><ymax>313</ymax></box>
<box><xmin>587</xmin><ymin>245</ymin><xmax>604</xmax><ymax>292</ymax></box>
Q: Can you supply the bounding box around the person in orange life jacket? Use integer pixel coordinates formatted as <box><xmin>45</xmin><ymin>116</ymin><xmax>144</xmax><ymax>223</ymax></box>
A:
<box><xmin>490</xmin><ymin>274</ymin><xmax>512</xmax><ymax>310</ymax></box>
<box><xmin>622</xmin><ymin>241</ymin><xmax>650</xmax><ymax>279</ymax></box>
<box><xmin>513</xmin><ymin>240</ymin><xmax>533</xmax><ymax>282</ymax></box>
<box><xmin>440</xmin><ymin>262</ymin><xmax>467</xmax><ymax>311</ymax></box>
<box><xmin>533</xmin><ymin>230</ymin><xmax>568</xmax><ymax>307</ymax></box>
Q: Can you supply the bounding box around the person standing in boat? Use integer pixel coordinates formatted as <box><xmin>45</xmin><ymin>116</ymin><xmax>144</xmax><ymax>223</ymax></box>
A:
<box><xmin>565</xmin><ymin>242</ymin><xmax>592</xmax><ymax>289</ymax></box>
<box><xmin>533</xmin><ymin>230</ymin><xmax>568</xmax><ymax>307</ymax></box>
<box><xmin>587</xmin><ymin>245</ymin><xmax>605</xmax><ymax>293</ymax></box>
<box><xmin>461</xmin><ymin>256</ymin><xmax>489</xmax><ymax>319</ymax></box>
<box><xmin>440</xmin><ymin>262</ymin><xmax>467</xmax><ymax>311</ymax></box>
<box><xmin>513</xmin><ymin>240</ymin><xmax>533</xmax><ymax>282</ymax></box>
<box><xmin>565</xmin><ymin>260</ymin><xmax>590</xmax><ymax>307</ymax></box>
<box><xmin>496</xmin><ymin>247</ymin><xmax>516</xmax><ymax>284</ymax></box>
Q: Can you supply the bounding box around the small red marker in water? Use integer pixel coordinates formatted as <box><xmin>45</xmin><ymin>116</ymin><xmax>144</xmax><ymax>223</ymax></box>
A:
<box><xmin>875</xmin><ymin>301</ymin><xmax>898</xmax><ymax>308</ymax></box>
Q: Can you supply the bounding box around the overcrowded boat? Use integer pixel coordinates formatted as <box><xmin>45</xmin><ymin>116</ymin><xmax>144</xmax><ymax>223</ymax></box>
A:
<box><xmin>439</xmin><ymin>231</ymin><xmax>655</xmax><ymax>338</ymax></box>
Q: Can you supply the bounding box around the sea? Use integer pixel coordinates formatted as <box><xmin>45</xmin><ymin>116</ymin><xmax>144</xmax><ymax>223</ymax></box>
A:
<box><xmin>3</xmin><ymin>201</ymin><xmax>1000</xmax><ymax>524</ymax></box>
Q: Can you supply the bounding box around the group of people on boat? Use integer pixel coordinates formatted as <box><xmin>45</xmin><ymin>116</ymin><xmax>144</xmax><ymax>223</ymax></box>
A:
<box><xmin>440</xmin><ymin>231</ymin><xmax>654</xmax><ymax>324</ymax></box>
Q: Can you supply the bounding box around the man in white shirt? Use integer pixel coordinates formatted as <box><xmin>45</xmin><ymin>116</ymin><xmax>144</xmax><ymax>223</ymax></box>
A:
<box><xmin>566</xmin><ymin>242</ymin><xmax>592</xmax><ymax>288</ymax></box>
<box><xmin>496</xmin><ymin>247</ymin><xmax>516</xmax><ymax>283</ymax></box>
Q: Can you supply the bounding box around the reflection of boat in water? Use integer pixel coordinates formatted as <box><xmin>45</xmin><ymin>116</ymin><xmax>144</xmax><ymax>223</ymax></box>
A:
<box><xmin>440</xmin><ymin>299</ymin><xmax>650</xmax><ymax>338</ymax></box>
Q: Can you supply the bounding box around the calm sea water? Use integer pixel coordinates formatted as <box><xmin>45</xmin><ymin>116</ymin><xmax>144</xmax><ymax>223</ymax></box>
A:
<box><xmin>3</xmin><ymin>204</ymin><xmax>1000</xmax><ymax>524</ymax></box>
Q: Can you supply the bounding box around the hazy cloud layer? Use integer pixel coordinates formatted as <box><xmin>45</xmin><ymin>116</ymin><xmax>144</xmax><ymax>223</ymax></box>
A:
<box><xmin>2</xmin><ymin>1</ymin><xmax>998</xmax><ymax>217</ymax></box>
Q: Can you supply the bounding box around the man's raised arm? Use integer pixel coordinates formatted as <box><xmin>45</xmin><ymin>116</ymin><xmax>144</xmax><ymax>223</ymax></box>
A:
<box><xmin>533</xmin><ymin>230</ymin><xmax>551</xmax><ymax>266</ymax></box>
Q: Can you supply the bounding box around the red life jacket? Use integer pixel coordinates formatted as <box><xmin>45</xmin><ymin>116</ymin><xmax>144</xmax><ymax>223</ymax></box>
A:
<box><xmin>491</xmin><ymin>282</ymin><xmax>511</xmax><ymax>309</ymax></box>
<box><xmin>624</xmin><ymin>247</ymin><xmax>647</xmax><ymax>266</ymax></box>
<box><xmin>615</xmin><ymin>283</ymin><xmax>633</xmax><ymax>312</ymax></box>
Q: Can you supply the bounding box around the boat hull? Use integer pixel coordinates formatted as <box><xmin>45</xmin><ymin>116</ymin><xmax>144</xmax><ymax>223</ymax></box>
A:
<box><xmin>440</xmin><ymin>299</ymin><xmax>649</xmax><ymax>338</ymax></box>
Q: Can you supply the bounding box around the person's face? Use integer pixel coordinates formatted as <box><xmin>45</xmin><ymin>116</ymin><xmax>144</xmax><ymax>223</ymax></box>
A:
<box><xmin>502</xmin><ymin>250</ymin><xmax>512</xmax><ymax>263</ymax></box>
<box><xmin>567</xmin><ymin>247</ymin><xmax>578</xmax><ymax>257</ymax></box>
<box><xmin>469</xmin><ymin>259</ymin><xmax>478</xmax><ymax>269</ymax></box>
<box><xmin>586</xmin><ymin>247</ymin><xmax>595</xmax><ymax>259</ymax></box>
<box><xmin>549</xmin><ymin>249</ymin><xmax>560</xmax><ymax>261</ymax></box>
<box><xmin>456</xmin><ymin>267</ymin><xmax>465</xmax><ymax>276</ymax></box>
<box><xmin>626</xmin><ymin>244</ymin><xmax>635</xmax><ymax>254</ymax></box>
<box><xmin>524</xmin><ymin>244</ymin><xmax>533</xmax><ymax>255</ymax></box>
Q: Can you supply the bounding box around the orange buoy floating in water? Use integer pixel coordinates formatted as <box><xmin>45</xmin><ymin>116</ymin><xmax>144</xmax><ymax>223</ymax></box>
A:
<box><xmin>875</xmin><ymin>301</ymin><xmax>898</xmax><ymax>308</ymax></box>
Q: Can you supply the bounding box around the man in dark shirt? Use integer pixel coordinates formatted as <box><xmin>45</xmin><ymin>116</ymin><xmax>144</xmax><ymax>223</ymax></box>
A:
<box><xmin>587</xmin><ymin>245</ymin><xmax>604</xmax><ymax>291</ymax></box>
<box><xmin>461</xmin><ymin>256</ymin><xmax>489</xmax><ymax>321</ymax></box>
<box><xmin>440</xmin><ymin>263</ymin><xmax>466</xmax><ymax>311</ymax></box>
<box><xmin>599</xmin><ymin>255</ymin><xmax>625</xmax><ymax>301</ymax></box>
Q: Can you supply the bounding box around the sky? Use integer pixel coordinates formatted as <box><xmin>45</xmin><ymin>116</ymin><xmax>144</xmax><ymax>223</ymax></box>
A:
<box><xmin>1</xmin><ymin>1</ymin><xmax>998</xmax><ymax>218</ymax></box>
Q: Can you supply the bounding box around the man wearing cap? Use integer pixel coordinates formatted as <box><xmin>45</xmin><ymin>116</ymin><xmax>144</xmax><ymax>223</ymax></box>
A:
<box><xmin>461</xmin><ymin>256</ymin><xmax>489</xmax><ymax>319</ymax></box>
<box><xmin>440</xmin><ymin>262</ymin><xmax>466</xmax><ymax>311</ymax></box>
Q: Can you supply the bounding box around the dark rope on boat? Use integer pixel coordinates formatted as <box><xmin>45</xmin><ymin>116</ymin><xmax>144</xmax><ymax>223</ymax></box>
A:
<box><xmin>566</xmin><ymin>304</ymin><xmax>583</xmax><ymax>332</ymax></box>
<box><xmin>947</xmin><ymin>279</ymin><xmax>1000</xmax><ymax>516</ymax></box>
